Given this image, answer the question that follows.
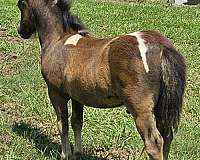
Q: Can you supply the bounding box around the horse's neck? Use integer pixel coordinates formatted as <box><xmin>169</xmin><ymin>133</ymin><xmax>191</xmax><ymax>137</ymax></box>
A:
<box><xmin>35</xmin><ymin>5</ymin><xmax>65</xmax><ymax>50</ymax></box>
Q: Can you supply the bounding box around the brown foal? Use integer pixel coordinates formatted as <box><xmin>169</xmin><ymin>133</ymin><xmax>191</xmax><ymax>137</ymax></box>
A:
<box><xmin>17</xmin><ymin>0</ymin><xmax>186</xmax><ymax>159</ymax></box>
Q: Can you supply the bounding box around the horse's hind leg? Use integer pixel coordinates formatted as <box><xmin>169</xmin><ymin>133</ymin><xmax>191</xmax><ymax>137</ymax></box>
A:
<box><xmin>48</xmin><ymin>87</ymin><xmax>71</xmax><ymax>160</ymax></box>
<box><xmin>156</xmin><ymin>119</ymin><xmax>173</xmax><ymax>160</ymax></box>
<box><xmin>123</xmin><ymin>91</ymin><xmax>163</xmax><ymax>160</ymax></box>
<box><xmin>135</xmin><ymin>110</ymin><xmax>163</xmax><ymax>160</ymax></box>
<box><xmin>71</xmin><ymin>99</ymin><xmax>83</xmax><ymax>160</ymax></box>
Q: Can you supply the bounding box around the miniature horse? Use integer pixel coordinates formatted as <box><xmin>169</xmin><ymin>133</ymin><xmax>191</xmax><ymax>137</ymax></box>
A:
<box><xmin>17</xmin><ymin>0</ymin><xmax>186</xmax><ymax>159</ymax></box>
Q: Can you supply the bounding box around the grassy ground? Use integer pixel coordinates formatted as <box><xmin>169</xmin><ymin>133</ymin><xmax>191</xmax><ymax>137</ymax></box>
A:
<box><xmin>0</xmin><ymin>0</ymin><xmax>200</xmax><ymax>159</ymax></box>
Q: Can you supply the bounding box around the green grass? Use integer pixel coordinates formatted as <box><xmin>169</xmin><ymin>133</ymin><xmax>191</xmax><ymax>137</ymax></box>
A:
<box><xmin>0</xmin><ymin>0</ymin><xmax>200</xmax><ymax>159</ymax></box>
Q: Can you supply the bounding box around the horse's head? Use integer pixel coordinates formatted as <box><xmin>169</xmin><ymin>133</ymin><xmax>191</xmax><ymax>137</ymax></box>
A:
<box><xmin>17</xmin><ymin>0</ymin><xmax>36</xmax><ymax>39</ymax></box>
<box><xmin>17</xmin><ymin>0</ymin><xmax>88</xmax><ymax>39</ymax></box>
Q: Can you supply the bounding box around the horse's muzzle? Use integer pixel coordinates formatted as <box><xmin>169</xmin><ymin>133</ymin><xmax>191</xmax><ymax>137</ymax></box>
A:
<box><xmin>18</xmin><ymin>27</ymin><xmax>32</xmax><ymax>39</ymax></box>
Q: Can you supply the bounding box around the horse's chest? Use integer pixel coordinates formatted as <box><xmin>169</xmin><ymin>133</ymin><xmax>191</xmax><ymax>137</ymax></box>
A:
<box><xmin>41</xmin><ymin>57</ymin><xmax>65</xmax><ymax>88</ymax></box>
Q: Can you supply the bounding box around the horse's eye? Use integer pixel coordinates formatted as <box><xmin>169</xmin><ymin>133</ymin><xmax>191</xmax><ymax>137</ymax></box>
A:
<box><xmin>17</xmin><ymin>0</ymin><xmax>26</xmax><ymax>9</ymax></box>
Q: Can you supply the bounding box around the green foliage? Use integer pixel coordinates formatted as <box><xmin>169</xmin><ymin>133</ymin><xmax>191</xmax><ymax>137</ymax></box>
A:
<box><xmin>1</xmin><ymin>0</ymin><xmax>199</xmax><ymax>159</ymax></box>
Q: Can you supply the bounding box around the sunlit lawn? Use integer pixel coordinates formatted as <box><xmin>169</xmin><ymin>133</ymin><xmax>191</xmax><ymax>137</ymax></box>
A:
<box><xmin>0</xmin><ymin>0</ymin><xmax>199</xmax><ymax>159</ymax></box>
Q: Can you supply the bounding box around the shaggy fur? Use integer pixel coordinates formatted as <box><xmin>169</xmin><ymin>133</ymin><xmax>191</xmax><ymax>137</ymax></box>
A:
<box><xmin>17</xmin><ymin>0</ymin><xmax>186</xmax><ymax>160</ymax></box>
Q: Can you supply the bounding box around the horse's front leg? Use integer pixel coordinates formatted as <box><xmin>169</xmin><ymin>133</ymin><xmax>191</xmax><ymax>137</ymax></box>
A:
<box><xmin>71</xmin><ymin>99</ymin><xmax>83</xmax><ymax>160</ymax></box>
<box><xmin>48</xmin><ymin>87</ymin><xmax>71</xmax><ymax>160</ymax></box>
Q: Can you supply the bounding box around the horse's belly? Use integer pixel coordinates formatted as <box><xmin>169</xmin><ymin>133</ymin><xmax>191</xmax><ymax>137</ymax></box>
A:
<box><xmin>65</xmin><ymin>83</ymin><xmax>122</xmax><ymax>107</ymax></box>
<box><xmin>73</xmin><ymin>93</ymin><xmax>122</xmax><ymax>108</ymax></box>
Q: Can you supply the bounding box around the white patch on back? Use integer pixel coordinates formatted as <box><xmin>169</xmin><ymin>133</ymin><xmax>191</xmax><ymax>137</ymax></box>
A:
<box><xmin>64</xmin><ymin>34</ymin><xmax>83</xmax><ymax>46</ymax></box>
<box><xmin>127</xmin><ymin>32</ymin><xmax>149</xmax><ymax>73</ymax></box>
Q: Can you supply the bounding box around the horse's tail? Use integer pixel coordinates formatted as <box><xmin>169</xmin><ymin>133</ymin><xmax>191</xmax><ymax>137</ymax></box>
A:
<box><xmin>154</xmin><ymin>47</ymin><xmax>186</xmax><ymax>135</ymax></box>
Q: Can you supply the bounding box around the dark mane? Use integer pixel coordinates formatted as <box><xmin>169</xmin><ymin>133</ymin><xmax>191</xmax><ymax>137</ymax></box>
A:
<box><xmin>56</xmin><ymin>0</ymin><xmax>88</xmax><ymax>33</ymax></box>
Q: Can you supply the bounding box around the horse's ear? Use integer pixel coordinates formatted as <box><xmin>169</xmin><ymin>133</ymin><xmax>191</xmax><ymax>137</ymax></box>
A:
<box><xmin>54</xmin><ymin>0</ymin><xmax>71</xmax><ymax>11</ymax></box>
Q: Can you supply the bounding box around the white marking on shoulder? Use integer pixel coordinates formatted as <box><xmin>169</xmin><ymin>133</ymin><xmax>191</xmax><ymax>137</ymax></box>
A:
<box><xmin>53</xmin><ymin>0</ymin><xmax>58</xmax><ymax>4</ymax></box>
<box><xmin>127</xmin><ymin>32</ymin><xmax>149</xmax><ymax>73</ymax></box>
<box><xmin>64</xmin><ymin>34</ymin><xmax>83</xmax><ymax>46</ymax></box>
<box><xmin>160</xmin><ymin>50</ymin><xmax>163</xmax><ymax>58</ymax></box>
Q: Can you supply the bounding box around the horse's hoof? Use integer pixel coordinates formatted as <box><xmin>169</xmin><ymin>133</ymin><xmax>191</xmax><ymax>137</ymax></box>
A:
<box><xmin>72</xmin><ymin>152</ymin><xmax>82</xmax><ymax>160</ymax></box>
<box><xmin>61</xmin><ymin>153</ymin><xmax>73</xmax><ymax>160</ymax></box>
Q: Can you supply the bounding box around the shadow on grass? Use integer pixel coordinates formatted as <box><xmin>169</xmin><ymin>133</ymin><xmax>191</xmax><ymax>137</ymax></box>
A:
<box><xmin>12</xmin><ymin>121</ymin><xmax>104</xmax><ymax>160</ymax></box>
